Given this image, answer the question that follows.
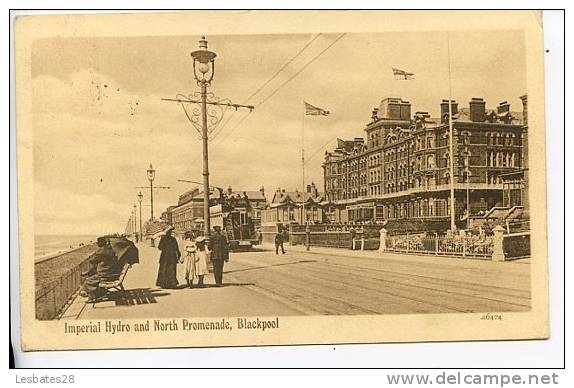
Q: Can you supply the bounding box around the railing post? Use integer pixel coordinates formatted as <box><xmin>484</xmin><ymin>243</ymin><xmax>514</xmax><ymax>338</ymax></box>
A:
<box><xmin>492</xmin><ymin>225</ymin><xmax>506</xmax><ymax>261</ymax></box>
<box><xmin>435</xmin><ymin>232</ymin><xmax>439</xmax><ymax>255</ymax></box>
<box><xmin>406</xmin><ymin>233</ymin><xmax>409</xmax><ymax>253</ymax></box>
<box><xmin>379</xmin><ymin>227</ymin><xmax>387</xmax><ymax>253</ymax></box>
<box><xmin>361</xmin><ymin>232</ymin><xmax>365</xmax><ymax>251</ymax></box>
<box><xmin>305</xmin><ymin>223</ymin><xmax>311</xmax><ymax>251</ymax></box>
<box><xmin>462</xmin><ymin>231</ymin><xmax>467</xmax><ymax>257</ymax></box>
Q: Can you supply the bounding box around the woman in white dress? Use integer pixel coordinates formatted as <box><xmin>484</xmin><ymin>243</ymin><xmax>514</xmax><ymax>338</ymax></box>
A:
<box><xmin>181</xmin><ymin>235</ymin><xmax>209</xmax><ymax>288</ymax></box>
<box><xmin>181</xmin><ymin>236</ymin><xmax>196</xmax><ymax>288</ymax></box>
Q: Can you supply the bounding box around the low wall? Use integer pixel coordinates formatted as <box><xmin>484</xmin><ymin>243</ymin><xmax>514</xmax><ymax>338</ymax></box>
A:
<box><xmin>261</xmin><ymin>224</ymin><xmax>283</xmax><ymax>244</ymax></box>
<box><xmin>35</xmin><ymin>244</ymin><xmax>97</xmax><ymax>320</ymax></box>
<box><xmin>288</xmin><ymin>224</ymin><xmax>382</xmax><ymax>250</ymax></box>
<box><xmin>503</xmin><ymin>232</ymin><xmax>531</xmax><ymax>259</ymax></box>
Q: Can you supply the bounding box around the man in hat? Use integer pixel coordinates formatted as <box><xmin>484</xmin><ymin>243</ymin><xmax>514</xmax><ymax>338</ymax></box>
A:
<box><xmin>210</xmin><ymin>226</ymin><xmax>229</xmax><ymax>286</ymax></box>
<box><xmin>275</xmin><ymin>226</ymin><xmax>286</xmax><ymax>255</ymax></box>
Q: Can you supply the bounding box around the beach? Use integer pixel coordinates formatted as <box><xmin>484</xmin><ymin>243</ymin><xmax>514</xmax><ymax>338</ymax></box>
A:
<box><xmin>35</xmin><ymin>234</ymin><xmax>98</xmax><ymax>261</ymax></box>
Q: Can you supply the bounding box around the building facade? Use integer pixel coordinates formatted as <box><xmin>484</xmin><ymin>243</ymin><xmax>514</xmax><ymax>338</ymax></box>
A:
<box><xmin>160</xmin><ymin>206</ymin><xmax>175</xmax><ymax>226</ymax></box>
<box><xmin>171</xmin><ymin>188</ymin><xmax>205</xmax><ymax>233</ymax></box>
<box><xmin>171</xmin><ymin>186</ymin><xmax>267</xmax><ymax>234</ymax></box>
<box><xmin>261</xmin><ymin>183</ymin><xmax>325</xmax><ymax>225</ymax></box>
<box><xmin>322</xmin><ymin>96</ymin><xmax>526</xmax><ymax>230</ymax></box>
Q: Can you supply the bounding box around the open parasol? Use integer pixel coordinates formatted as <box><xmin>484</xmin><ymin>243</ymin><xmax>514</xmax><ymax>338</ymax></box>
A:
<box><xmin>109</xmin><ymin>237</ymin><xmax>139</xmax><ymax>265</ymax></box>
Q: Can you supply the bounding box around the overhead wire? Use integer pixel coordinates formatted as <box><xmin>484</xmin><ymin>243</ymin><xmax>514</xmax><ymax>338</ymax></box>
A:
<box><xmin>213</xmin><ymin>33</ymin><xmax>347</xmax><ymax>147</ymax></box>
<box><xmin>304</xmin><ymin>136</ymin><xmax>339</xmax><ymax>165</ymax></box>
<box><xmin>209</xmin><ymin>33</ymin><xmax>322</xmax><ymax>143</ymax></box>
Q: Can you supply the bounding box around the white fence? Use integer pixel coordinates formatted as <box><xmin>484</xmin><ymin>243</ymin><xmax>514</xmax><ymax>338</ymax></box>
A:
<box><xmin>385</xmin><ymin>233</ymin><xmax>494</xmax><ymax>259</ymax></box>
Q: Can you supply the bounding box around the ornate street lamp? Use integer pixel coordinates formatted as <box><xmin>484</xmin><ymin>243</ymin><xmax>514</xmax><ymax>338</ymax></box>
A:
<box><xmin>163</xmin><ymin>36</ymin><xmax>254</xmax><ymax>242</ymax></box>
<box><xmin>191</xmin><ymin>37</ymin><xmax>217</xmax><ymax>241</ymax></box>
<box><xmin>191</xmin><ymin>36</ymin><xmax>217</xmax><ymax>85</ymax></box>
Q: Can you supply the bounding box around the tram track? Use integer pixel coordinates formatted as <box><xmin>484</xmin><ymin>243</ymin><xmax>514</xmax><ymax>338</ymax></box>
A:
<box><xmin>226</xmin><ymin>252</ymin><xmax>530</xmax><ymax>315</ymax></box>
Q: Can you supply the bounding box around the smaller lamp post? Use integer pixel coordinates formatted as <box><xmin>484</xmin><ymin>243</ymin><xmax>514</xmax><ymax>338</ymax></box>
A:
<box><xmin>147</xmin><ymin>164</ymin><xmax>156</xmax><ymax>247</ymax></box>
<box><xmin>147</xmin><ymin>164</ymin><xmax>156</xmax><ymax>220</ymax></box>
<box><xmin>133</xmin><ymin>204</ymin><xmax>138</xmax><ymax>241</ymax></box>
<box><xmin>138</xmin><ymin>191</ymin><xmax>143</xmax><ymax>243</ymax></box>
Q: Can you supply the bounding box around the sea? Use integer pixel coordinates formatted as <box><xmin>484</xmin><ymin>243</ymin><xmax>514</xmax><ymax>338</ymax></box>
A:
<box><xmin>35</xmin><ymin>234</ymin><xmax>99</xmax><ymax>261</ymax></box>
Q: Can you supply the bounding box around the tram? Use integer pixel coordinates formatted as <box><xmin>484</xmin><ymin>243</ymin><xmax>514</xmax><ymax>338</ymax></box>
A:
<box><xmin>209</xmin><ymin>203</ymin><xmax>260</xmax><ymax>251</ymax></box>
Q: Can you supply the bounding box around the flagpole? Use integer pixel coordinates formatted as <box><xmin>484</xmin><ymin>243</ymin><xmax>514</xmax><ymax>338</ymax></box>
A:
<box><xmin>302</xmin><ymin>102</ymin><xmax>305</xmax><ymax>226</ymax></box>
<box><xmin>447</xmin><ymin>32</ymin><xmax>456</xmax><ymax>231</ymax></box>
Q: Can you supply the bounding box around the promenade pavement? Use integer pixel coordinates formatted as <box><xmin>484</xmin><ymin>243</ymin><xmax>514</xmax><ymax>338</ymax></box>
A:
<box><xmin>61</xmin><ymin>240</ymin><xmax>531</xmax><ymax>320</ymax></box>
<box><xmin>62</xmin><ymin>242</ymin><xmax>306</xmax><ymax>320</ymax></box>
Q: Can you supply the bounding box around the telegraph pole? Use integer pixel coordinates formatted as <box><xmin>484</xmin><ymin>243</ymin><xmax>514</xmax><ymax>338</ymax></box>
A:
<box><xmin>447</xmin><ymin>33</ymin><xmax>456</xmax><ymax>231</ymax></box>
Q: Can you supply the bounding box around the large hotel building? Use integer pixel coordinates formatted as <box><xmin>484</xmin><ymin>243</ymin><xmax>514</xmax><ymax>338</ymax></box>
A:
<box><xmin>321</xmin><ymin>96</ymin><xmax>527</xmax><ymax>229</ymax></box>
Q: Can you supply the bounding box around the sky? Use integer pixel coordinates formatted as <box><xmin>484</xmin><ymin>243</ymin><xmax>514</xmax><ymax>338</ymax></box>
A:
<box><xmin>31</xmin><ymin>30</ymin><xmax>526</xmax><ymax>235</ymax></box>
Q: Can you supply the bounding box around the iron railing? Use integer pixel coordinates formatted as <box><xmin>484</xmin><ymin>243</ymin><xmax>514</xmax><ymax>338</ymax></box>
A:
<box><xmin>35</xmin><ymin>256</ymin><xmax>92</xmax><ymax>320</ymax></box>
<box><xmin>387</xmin><ymin>233</ymin><xmax>494</xmax><ymax>258</ymax></box>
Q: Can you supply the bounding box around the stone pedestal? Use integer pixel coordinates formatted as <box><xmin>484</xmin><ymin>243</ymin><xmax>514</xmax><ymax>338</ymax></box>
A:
<box><xmin>379</xmin><ymin>228</ymin><xmax>387</xmax><ymax>252</ymax></box>
<box><xmin>492</xmin><ymin>225</ymin><xmax>505</xmax><ymax>262</ymax></box>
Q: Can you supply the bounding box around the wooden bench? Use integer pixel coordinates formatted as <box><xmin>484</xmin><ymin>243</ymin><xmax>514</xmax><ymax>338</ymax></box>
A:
<box><xmin>91</xmin><ymin>263</ymin><xmax>131</xmax><ymax>305</ymax></box>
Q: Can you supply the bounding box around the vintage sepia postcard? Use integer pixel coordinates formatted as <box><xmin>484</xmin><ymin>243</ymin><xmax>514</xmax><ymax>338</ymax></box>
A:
<box><xmin>14</xmin><ymin>10</ymin><xmax>549</xmax><ymax>351</ymax></box>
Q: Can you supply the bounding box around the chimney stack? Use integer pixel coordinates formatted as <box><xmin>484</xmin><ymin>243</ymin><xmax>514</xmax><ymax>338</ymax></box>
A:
<box><xmin>440</xmin><ymin>99</ymin><xmax>458</xmax><ymax>123</ymax></box>
<box><xmin>259</xmin><ymin>186</ymin><xmax>265</xmax><ymax>198</ymax></box>
<box><xmin>379</xmin><ymin>97</ymin><xmax>411</xmax><ymax>120</ymax></box>
<box><xmin>306</xmin><ymin>184</ymin><xmax>312</xmax><ymax>193</ymax></box>
<box><xmin>497</xmin><ymin>101</ymin><xmax>510</xmax><ymax>115</ymax></box>
<box><xmin>469</xmin><ymin>98</ymin><xmax>486</xmax><ymax>122</ymax></box>
<box><xmin>311</xmin><ymin>182</ymin><xmax>318</xmax><ymax>196</ymax></box>
<box><xmin>520</xmin><ymin>94</ymin><xmax>528</xmax><ymax>126</ymax></box>
<box><xmin>371</xmin><ymin>107</ymin><xmax>379</xmax><ymax>122</ymax></box>
<box><xmin>400</xmin><ymin>100</ymin><xmax>411</xmax><ymax>120</ymax></box>
<box><xmin>227</xmin><ymin>186</ymin><xmax>233</xmax><ymax>195</ymax></box>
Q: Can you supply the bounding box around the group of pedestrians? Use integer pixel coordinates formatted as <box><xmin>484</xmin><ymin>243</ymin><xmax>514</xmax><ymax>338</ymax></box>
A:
<box><xmin>155</xmin><ymin>226</ymin><xmax>229</xmax><ymax>289</ymax></box>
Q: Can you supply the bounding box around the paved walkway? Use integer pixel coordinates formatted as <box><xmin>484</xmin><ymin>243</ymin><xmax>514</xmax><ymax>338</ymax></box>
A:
<box><xmin>62</xmin><ymin>242</ymin><xmax>306</xmax><ymax>320</ymax></box>
<box><xmin>263</xmin><ymin>242</ymin><xmax>531</xmax><ymax>267</ymax></box>
<box><xmin>61</xmin><ymin>241</ymin><xmax>530</xmax><ymax>320</ymax></box>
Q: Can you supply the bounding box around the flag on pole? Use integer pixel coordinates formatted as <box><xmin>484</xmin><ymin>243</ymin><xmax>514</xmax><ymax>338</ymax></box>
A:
<box><xmin>392</xmin><ymin>67</ymin><xmax>415</xmax><ymax>80</ymax></box>
<box><xmin>304</xmin><ymin>101</ymin><xmax>330</xmax><ymax>116</ymax></box>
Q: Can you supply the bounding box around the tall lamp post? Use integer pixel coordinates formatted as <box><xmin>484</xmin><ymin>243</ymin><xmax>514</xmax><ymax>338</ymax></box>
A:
<box><xmin>191</xmin><ymin>37</ymin><xmax>217</xmax><ymax>240</ymax></box>
<box><xmin>162</xmin><ymin>37</ymin><xmax>254</xmax><ymax>242</ymax></box>
<box><xmin>138</xmin><ymin>191</ymin><xmax>143</xmax><ymax>242</ymax></box>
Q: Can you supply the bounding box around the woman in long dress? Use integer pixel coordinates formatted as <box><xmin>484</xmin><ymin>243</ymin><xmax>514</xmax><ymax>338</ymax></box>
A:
<box><xmin>181</xmin><ymin>237</ymin><xmax>197</xmax><ymax>288</ymax></box>
<box><xmin>156</xmin><ymin>227</ymin><xmax>180</xmax><ymax>289</ymax></box>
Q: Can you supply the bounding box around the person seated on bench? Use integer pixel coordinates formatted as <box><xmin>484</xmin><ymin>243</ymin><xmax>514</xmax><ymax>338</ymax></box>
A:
<box><xmin>81</xmin><ymin>237</ymin><xmax>123</xmax><ymax>302</ymax></box>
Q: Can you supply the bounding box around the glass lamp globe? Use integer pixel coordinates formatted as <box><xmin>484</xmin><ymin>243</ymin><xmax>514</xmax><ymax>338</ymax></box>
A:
<box><xmin>197</xmin><ymin>62</ymin><xmax>210</xmax><ymax>74</ymax></box>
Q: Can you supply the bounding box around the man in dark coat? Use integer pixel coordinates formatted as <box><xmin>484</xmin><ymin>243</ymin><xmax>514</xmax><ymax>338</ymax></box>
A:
<box><xmin>275</xmin><ymin>228</ymin><xmax>285</xmax><ymax>255</ymax></box>
<box><xmin>210</xmin><ymin>226</ymin><xmax>229</xmax><ymax>286</ymax></box>
<box><xmin>82</xmin><ymin>237</ymin><xmax>122</xmax><ymax>302</ymax></box>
